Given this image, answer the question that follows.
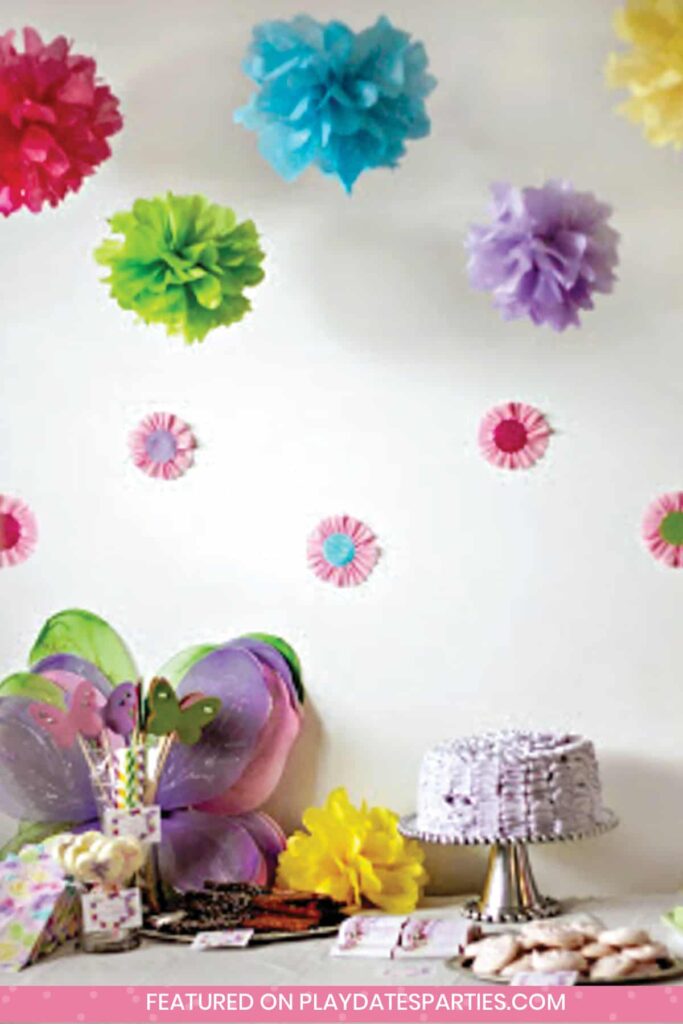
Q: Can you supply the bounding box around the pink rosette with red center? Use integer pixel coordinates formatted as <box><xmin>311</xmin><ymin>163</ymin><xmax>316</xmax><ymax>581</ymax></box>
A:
<box><xmin>479</xmin><ymin>401</ymin><xmax>551</xmax><ymax>470</ymax></box>
<box><xmin>0</xmin><ymin>494</ymin><xmax>37</xmax><ymax>568</ymax></box>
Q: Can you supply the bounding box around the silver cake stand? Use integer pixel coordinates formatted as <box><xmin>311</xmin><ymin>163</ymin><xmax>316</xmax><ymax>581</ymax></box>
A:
<box><xmin>399</xmin><ymin>810</ymin><xmax>618</xmax><ymax>924</ymax></box>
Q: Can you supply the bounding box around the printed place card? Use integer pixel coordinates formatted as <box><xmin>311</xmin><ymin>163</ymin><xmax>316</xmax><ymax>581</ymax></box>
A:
<box><xmin>190</xmin><ymin>930</ymin><xmax>254</xmax><ymax>951</ymax></box>
<box><xmin>332</xmin><ymin>915</ymin><xmax>477</xmax><ymax>960</ymax></box>
<box><xmin>103</xmin><ymin>805</ymin><xmax>162</xmax><ymax>844</ymax></box>
<box><xmin>81</xmin><ymin>887</ymin><xmax>142</xmax><ymax>933</ymax></box>
<box><xmin>331</xmin><ymin>916</ymin><xmax>405</xmax><ymax>958</ymax></box>
<box><xmin>394</xmin><ymin>917</ymin><xmax>473</xmax><ymax>958</ymax></box>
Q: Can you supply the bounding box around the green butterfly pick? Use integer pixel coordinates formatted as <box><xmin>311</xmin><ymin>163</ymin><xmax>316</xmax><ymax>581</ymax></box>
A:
<box><xmin>145</xmin><ymin>678</ymin><xmax>220</xmax><ymax>745</ymax></box>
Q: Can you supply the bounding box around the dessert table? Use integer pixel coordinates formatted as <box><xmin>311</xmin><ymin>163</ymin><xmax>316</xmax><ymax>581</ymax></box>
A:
<box><xmin>2</xmin><ymin>894</ymin><xmax>682</xmax><ymax>988</ymax></box>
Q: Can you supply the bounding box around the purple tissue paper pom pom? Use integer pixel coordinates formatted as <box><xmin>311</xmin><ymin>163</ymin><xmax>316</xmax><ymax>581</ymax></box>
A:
<box><xmin>465</xmin><ymin>181</ymin><xmax>619</xmax><ymax>331</ymax></box>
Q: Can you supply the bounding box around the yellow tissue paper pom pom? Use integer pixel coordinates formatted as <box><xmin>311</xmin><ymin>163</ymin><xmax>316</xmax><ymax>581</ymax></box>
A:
<box><xmin>276</xmin><ymin>787</ymin><xmax>427</xmax><ymax>914</ymax></box>
<box><xmin>606</xmin><ymin>0</ymin><xmax>683</xmax><ymax>148</ymax></box>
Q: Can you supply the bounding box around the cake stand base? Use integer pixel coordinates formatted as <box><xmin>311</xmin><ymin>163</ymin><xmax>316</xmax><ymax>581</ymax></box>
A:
<box><xmin>462</xmin><ymin>842</ymin><xmax>561</xmax><ymax>924</ymax></box>
<box><xmin>398</xmin><ymin>810</ymin><xmax>618</xmax><ymax>925</ymax></box>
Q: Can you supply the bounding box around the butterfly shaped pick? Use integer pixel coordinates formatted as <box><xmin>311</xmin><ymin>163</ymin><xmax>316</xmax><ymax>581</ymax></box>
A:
<box><xmin>145</xmin><ymin>678</ymin><xmax>220</xmax><ymax>745</ymax></box>
<box><xmin>28</xmin><ymin>680</ymin><xmax>103</xmax><ymax>749</ymax></box>
<box><xmin>103</xmin><ymin>682</ymin><xmax>138</xmax><ymax>738</ymax></box>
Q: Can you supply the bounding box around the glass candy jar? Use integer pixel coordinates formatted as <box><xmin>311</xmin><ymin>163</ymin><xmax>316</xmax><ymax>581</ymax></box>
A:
<box><xmin>79</xmin><ymin>884</ymin><xmax>143</xmax><ymax>954</ymax></box>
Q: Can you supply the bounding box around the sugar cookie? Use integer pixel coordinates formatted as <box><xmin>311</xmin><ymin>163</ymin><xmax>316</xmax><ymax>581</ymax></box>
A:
<box><xmin>598</xmin><ymin>927</ymin><xmax>650</xmax><ymax>948</ymax></box>
<box><xmin>500</xmin><ymin>954</ymin><xmax>534</xmax><ymax>978</ymax></box>
<box><xmin>520</xmin><ymin>922</ymin><xmax>586</xmax><ymax>950</ymax></box>
<box><xmin>590</xmin><ymin>953</ymin><xmax>637</xmax><ymax>981</ymax></box>
<box><xmin>581</xmin><ymin>941</ymin><xmax>613</xmax><ymax>960</ymax></box>
<box><xmin>530</xmin><ymin>948</ymin><xmax>588</xmax><ymax>973</ymax></box>
<box><xmin>471</xmin><ymin>934</ymin><xmax>520</xmax><ymax>975</ymax></box>
<box><xmin>624</xmin><ymin>942</ymin><xmax>669</xmax><ymax>963</ymax></box>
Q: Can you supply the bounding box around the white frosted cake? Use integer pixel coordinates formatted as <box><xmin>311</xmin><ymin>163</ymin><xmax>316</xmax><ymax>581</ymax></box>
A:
<box><xmin>416</xmin><ymin>730</ymin><xmax>606</xmax><ymax>839</ymax></box>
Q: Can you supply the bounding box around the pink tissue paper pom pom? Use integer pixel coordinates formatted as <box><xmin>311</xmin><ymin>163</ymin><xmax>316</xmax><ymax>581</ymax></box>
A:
<box><xmin>0</xmin><ymin>27</ymin><xmax>122</xmax><ymax>216</ymax></box>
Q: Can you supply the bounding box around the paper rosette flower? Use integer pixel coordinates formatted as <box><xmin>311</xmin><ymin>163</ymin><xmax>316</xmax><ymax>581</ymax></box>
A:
<box><xmin>643</xmin><ymin>492</ymin><xmax>683</xmax><ymax>567</ymax></box>
<box><xmin>466</xmin><ymin>181</ymin><xmax>619</xmax><ymax>331</ymax></box>
<box><xmin>95</xmin><ymin>193</ymin><xmax>265</xmax><ymax>344</ymax></box>
<box><xmin>307</xmin><ymin>515</ymin><xmax>379</xmax><ymax>587</ymax></box>
<box><xmin>277</xmin><ymin>787</ymin><xmax>427</xmax><ymax>914</ymax></box>
<box><xmin>235</xmin><ymin>15</ymin><xmax>436</xmax><ymax>193</ymax></box>
<box><xmin>0</xmin><ymin>27</ymin><xmax>122</xmax><ymax>216</ymax></box>
<box><xmin>129</xmin><ymin>412</ymin><xmax>197</xmax><ymax>480</ymax></box>
<box><xmin>606</xmin><ymin>1</ymin><xmax>683</xmax><ymax>149</ymax></box>
<box><xmin>0</xmin><ymin>494</ymin><xmax>37</xmax><ymax>568</ymax></box>
<box><xmin>0</xmin><ymin>610</ymin><xmax>304</xmax><ymax>889</ymax></box>
<box><xmin>479</xmin><ymin>402</ymin><xmax>551</xmax><ymax>470</ymax></box>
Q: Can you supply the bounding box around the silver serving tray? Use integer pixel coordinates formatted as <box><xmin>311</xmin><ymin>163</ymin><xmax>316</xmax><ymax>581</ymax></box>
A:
<box><xmin>141</xmin><ymin>923</ymin><xmax>341</xmax><ymax>946</ymax></box>
<box><xmin>457</xmin><ymin>956</ymin><xmax>683</xmax><ymax>985</ymax></box>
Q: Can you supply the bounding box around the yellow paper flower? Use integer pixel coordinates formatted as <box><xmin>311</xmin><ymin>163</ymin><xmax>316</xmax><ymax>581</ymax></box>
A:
<box><xmin>276</xmin><ymin>787</ymin><xmax>427</xmax><ymax>914</ymax></box>
<box><xmin>606</xmin><ymin>0</ymin><xmax>683</xmax><ymax>148</ymax></box>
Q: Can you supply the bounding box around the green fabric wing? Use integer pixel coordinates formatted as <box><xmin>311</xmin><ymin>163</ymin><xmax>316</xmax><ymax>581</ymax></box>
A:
<box><xmin>154</xmin><ymin>644</ymin><xmax>217</xmax><ymax>688</ymax></box>
<box><xmin>0</xmin><ymin>673</ymin><xmax>67</xmax><ymax>709</ymax></box>
<box><xmin>29</xmin><ymin>609</ymin><xmax>137</xmax><ymax>687</ymax></box>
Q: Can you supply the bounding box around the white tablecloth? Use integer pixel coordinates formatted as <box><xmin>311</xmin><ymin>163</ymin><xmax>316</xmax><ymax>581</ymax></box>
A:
<box><xmin>3</xmin><ymin>894</ymin><xmax>683</xmax><ymax>988</ymax></box>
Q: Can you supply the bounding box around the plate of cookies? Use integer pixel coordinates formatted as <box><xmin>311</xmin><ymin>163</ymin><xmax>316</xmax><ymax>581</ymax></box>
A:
<box><xmin>142</xmin><ymin>883</ymin><xmax>348</xmax><ymax>945</ymax></box>
<box><xmin>459</xmin><ymin>920</ymin><xmax>683</xmax><ymax>984</ymax></box>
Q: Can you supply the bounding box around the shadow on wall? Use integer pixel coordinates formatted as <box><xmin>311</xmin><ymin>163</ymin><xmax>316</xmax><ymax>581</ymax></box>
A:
<box><xmin>301</xmin><ymin>213</ymin><xmax>481</xmax><ymax>369</ymax></box>
<box><xmin>263</xmin><ymin>699</ymin><xmax>325</xmax><ymax>837</ymax></box>
<box><xmin>117</xmin><ymin>36</ymin><xmax>276</xmax><ymax>193</ymax></box>
<box><xmin>418</xmin><ymin>753</ymin><xmax>683</xmax><ymax>899</ymax></box>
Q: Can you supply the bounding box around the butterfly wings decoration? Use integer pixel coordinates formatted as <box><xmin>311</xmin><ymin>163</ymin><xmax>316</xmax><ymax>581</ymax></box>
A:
<box><xmin>0</xmin><ymin>695</ymin><xmax>99</xmax><ymax>824</ymax></box>
<box><xmin>0</xmin><ymin>610</ymin><xmax>304</xmax><ymax>889</ymax></box>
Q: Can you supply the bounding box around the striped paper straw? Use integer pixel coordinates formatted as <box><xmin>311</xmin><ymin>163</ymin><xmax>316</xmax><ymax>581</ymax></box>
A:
<box><xmin>114</xmin><ymin>745</ymin><xmax>146</xmax><ymax>809</ymax></box>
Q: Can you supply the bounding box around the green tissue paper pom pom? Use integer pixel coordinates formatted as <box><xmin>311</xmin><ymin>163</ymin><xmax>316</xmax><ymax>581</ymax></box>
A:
<box><xmin>95</xmin><ymin>192</ymin><xmax>265</xmax><ymax>344</ymax></box>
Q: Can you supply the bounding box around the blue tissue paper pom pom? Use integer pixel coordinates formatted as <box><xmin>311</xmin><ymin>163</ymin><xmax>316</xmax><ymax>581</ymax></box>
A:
<box><xmin>234</xmin><ymin>14</ymin><xmax>437</xmax><ymax>193</ymax></box>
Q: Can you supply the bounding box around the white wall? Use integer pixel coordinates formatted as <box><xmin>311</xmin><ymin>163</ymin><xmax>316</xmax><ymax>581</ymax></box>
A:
<box><xmin>1</xmin><ymin>0</ymin><xmax>681</xmax><ymax>899</ymax></box>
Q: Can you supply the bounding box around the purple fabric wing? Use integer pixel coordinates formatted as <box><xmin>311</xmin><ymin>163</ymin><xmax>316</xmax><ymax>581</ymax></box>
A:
<box><xmin>158</xmin><ymin>809</ymin><xmax>283</xmax><ymax>890</ymax></box>
<box><xmin>0</xmin><ymin>697</ymin><xmax>98</xmax><ymax>823</ymax></box>
<box><xmin>156</xmin><ymin>647</ymin><xmax>271</xmax><ymax>811</ymax></box>
<box><xmin>31</xmin><ymin>654</ymin><xmax>113</xmax><ymax>701</ymax></box>
<box><xmin>224</xmin><ymin>638</ymin><xmax>299</xmax><ymax>710</ymax></box>
<box><xmin>239</xmin><ymin>811</ymin><xmax>287</xmax><ymax>877</ymax></box>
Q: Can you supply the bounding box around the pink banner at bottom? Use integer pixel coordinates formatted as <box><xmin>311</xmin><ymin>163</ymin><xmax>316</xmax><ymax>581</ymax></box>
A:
<box><xmin>0</xmin><ymin>985</ymin><xmax>681</xmax><ymax>1023</ymax></box>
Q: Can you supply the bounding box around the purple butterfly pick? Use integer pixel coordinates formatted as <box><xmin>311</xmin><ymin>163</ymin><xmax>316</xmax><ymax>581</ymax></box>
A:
<box><xmin>103</xmin><ymin>682</ymin><xmax>137</xmax><ymax>738</ymax></box>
